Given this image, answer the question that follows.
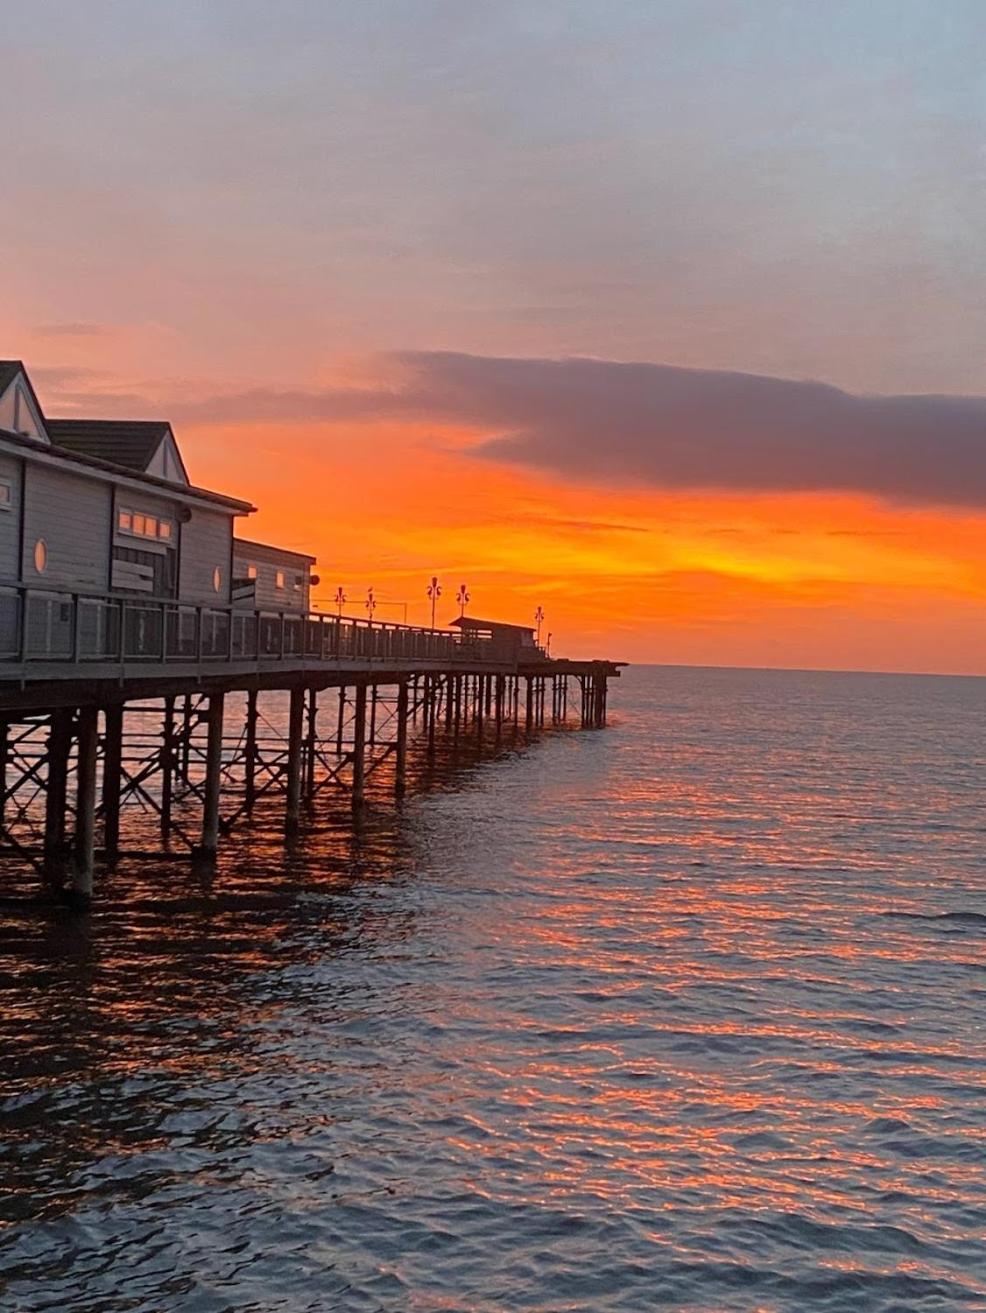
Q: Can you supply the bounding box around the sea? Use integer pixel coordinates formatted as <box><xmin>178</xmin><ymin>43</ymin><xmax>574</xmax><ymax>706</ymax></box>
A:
<box><xmin>0</xmin><ymin>665</ymin><xmax>984</xmax><ymax>1312</ymax></box>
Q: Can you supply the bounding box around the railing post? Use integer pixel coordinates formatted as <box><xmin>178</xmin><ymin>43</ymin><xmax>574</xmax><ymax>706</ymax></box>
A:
<box><xmin>195</xmin><ymin>606</ymin><xmax>204</xmax><ymax>662</ymax></box>
<box><xmin>16</xmin><ymin>586</ymin><xmax>27</xmax><ymax>663</ymax></box>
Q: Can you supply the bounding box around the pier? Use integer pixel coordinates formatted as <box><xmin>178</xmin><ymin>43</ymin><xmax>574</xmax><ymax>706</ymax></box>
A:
<box><xmin>0</xmin><ymin>360</ymin><xmax>622</xmax><ymax>903</ymax></box>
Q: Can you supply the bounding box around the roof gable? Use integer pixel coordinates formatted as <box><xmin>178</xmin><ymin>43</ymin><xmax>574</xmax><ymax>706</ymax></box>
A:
<box><xmin>46</xmin><ymin>419</ymin><xmax>181</xmax><ymax>476</ymax></box>
<box><xmin>0</xmin><ymin>361</ymin><xmax>49</xmax><ymax>442</ymax></box>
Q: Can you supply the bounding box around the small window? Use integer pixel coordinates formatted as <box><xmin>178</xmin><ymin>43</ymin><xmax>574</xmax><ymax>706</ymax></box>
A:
<box><xmin>0</xmin><ymin>479</ymin><xmax>11</xmax><ymax>510</ymax></box>
<box><xmin>118</xmin><ymin>509</ymin><xmax>132</xmax><ymax>532</ymax></box>
<box><xmin>33</xmin><ymin>538</ymin><xmax>47</xmax><ymax>573</ymax></box>
<box><xmin>212</xmin><ymin>566</ymin><xmax>222</xmax><ymax>593</ymax></box>
<box><xmin>246</xmin><ymin>564</ymin><xmax>258</xmax><ymax>580</ymax></box>
<box><xmin>145</xmin><ymin>515</ymin><xmax>158</xmax><ymax>537</ymax></box>
<box><xmin>275</xmin><ymin>570</ymin><xmax>285</xmax><ymax>589</ymax></box>
<box><xmin>293</xmin><ymin>574</ymin><xmax>303</xmax><ymax>591</ymax></box>
<box><xmin>133</xmin><ymin>513</ymin><xmax>146</xmax><ymax>536</ymax></box>
<box><xmin>158</xmin><ymin>520</ymin><xmax>172</xmax><ymax>541</ymax></box>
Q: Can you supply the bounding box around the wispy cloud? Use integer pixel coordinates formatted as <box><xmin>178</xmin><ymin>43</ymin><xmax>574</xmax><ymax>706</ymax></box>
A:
<box><xmin>32</xmin><ymin>322</ymin><xmax>108</xmax><ymax>338</ymax></box>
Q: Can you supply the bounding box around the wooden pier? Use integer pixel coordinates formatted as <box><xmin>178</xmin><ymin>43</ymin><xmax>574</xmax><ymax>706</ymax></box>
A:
<box><xmin>0</xmin><ymin>359</ymin><xmax>623</xmax><ymax>903</ymax></box>
<box><xmin>0</xmin><ymin>594</ymin><xmax>622</xmax><ymax>903</ymax></box>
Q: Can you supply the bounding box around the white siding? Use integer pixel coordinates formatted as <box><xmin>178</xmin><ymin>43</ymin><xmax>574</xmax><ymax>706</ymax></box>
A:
<box><xmin>0</xmin><ymin>453</ymin><xmax>22</xmax><ymax>581</ymax></box>
<box><xmin>179</xmin><ymin>506</ymin><xmax>235</xmax><ymax>605</ymax></box>
<box><xmin>233</xmin><ymin>542</ymin><xmax>312</xmax><ymax>612</ymax></box>
<box><xmin>22</xmin><ymin>463</ymin><xmax>111</xmax><ymax>592</ymax></box>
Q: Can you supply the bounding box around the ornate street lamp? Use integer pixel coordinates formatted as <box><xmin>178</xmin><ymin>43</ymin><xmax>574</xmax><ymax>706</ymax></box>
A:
<box><xmin>427</xmin><ymin>575</ymin><xmax>442</xmax><ymax>629</ymax></box>
<box><xmin>546</xmin><ymin>631</ymin><xmax>552</xmax><ymax>656</ymax></box>
<box><xmin>334</xmin><ymin>586</ymin><xmax>347</xmax><ymax>617</ymax></box>
<box><xmin>365</xmin><ymin>586</ymin><xmax>376</xmax><ymax>619</ymax></box>
<box><xmin>456</xmin><ymin>582</ymin><xmax>470</xmax><ymax>618</ymax></box>
<box><xmin>534</xmin><ymin>605</ymin><xmax>545</xmax><ymax>646</ymax></box>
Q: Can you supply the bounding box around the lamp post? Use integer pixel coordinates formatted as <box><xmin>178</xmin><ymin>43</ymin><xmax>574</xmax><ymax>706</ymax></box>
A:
<box><xmin>427</xmin><ymin>575</ymin><xmax>442</xmax><ymax>629</ymax></box>
<box><xmin>534</xmin><ymin>605</ymin><xmax>545</xmax><ymax>647</ymax></box>
<box><xmin>334</xmin><ymin>586</ymin><xmax>347</xmax><ymax>618</ymax></box>
<box><xmin>365</xmin><ymin>587</ymin><xmax>376</xmax><ymax>620</ymax></box>
<box><xmin>546</xmin><ymin>631</ymin><xmax>552</xmax><ymax>656</ymax></box>
<box><xmin>456</xmin><ymin>582</ymin><xmax>470</xmax><ymax>618</ymax></box>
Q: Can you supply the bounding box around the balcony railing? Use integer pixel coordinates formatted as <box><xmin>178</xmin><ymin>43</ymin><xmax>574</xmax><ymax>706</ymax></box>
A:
<box><xmin>0</xmin><ymin>585</ymin><xmax>513</xmax><ymax>670</ymax></box>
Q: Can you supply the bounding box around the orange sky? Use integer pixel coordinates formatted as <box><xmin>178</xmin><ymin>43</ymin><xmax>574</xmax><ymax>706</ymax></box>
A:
<box><xmin>4</xmin><ymin>6</ymin><xmax>986</xmax><ymax>674</ymax></box>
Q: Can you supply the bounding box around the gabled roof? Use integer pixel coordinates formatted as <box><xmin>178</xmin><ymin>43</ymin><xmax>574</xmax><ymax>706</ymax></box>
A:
<box><xmin>46</xmin><ymin>418</ymin><xmax>172</xmax><ymax>472</ymax></box>
<box><xmin>0</xmin><ymin>361</ymin><xmax>23</xmax><ymax>395</ymax></box>
<box><xmin>451</xmin><ymin>615</ymin><xmax>535</xmax><ymax>634</ymax></box>
<box><xmin>233</xmin><ymin>536</ymin><xmax>317</xmax><ymax>565</ymax></box>
<box><xmin>0</xmin><ymin>424</ymin><xmax>254</xmax><ymax>513</ymax></box>
<box><xmin>0</xmin><ymin>360</ymin><xmax>49</xmax><ymax>440</ymax></box>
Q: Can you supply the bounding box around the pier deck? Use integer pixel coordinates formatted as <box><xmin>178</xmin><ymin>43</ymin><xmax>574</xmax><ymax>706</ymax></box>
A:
<box><xmin>0</xmin><ymin>589</ymin><xmax>623</xmax><ymax>903</ymax></box>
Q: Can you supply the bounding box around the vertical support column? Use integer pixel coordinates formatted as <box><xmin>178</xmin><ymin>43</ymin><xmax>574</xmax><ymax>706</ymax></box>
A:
<box><xmin>369</xmin><ymin>685</ymin><xmax>378</xmax><ymax>747</ymax></box>
<box><xmin>286</xmin><ymin>685</ymin><xmax>305</xmax><ymax>833</ymax></box>
<box><xmin>336</xmin><ymin>685</ymin><xmax>347</xmax><ymax>755</ymax></box>
<box><xmin>495</xmin><ymin>674</ymin><xmax>504</xmax><ymax>739</ymax></box>
<box><xmin>0</xmin><ymin>719</ymin><xmax>7</xmax><ymax>835</ymax></box>
<box><xmin>445</xmin><ymin>674</ymin><xmax>454</xmax><ymax>728</ymax></box>
<box><xmin>180</xmin><ymin>694</ymin><xmax>193</xmax><ymax>782</ymax></box>
<box><xmin>351</xmin><ymin>682</ymin><xmax>367</xmax><ymax>812</ymax></box>
<box><xmin>71</xmin><ymin>705</ymin><xmax>98</xmax><ymax>903</ymax></box>
<box><xmin>305</xmin><ymin>686</ymin><xmax>318</xmax><ymax>799</ymax></box>
<box><xmin>102</xmin><ymin>704</ymin><xmax>123</xmax><ymax>866</ymax></box>
<box><xmin>476</xmin><ymin>674</ymin><xmax>484</xmax><ymax>741</ymax></box>
<box><xmin>160</xmin><ymin>696</ymin><xmax>175</xmax><ymax>838</ymax></box>
<box><xmin>395</xmin><ymin>679</ymin><xmax>409</xmax><ymax>799</ymax></box>
<box><xmin>426</xmin><ymin>676</ymin><xmax>436</xmax><ymax>755</ymax></box>
<box><xmin>43</xmin><ymin>708</ymin><xmax>73</xmax><ymax>891</ymax></box>
<box><xmin>198</xmin><ymin>691</ymin><xmax>225</xmax><ymax>862</ymax></box>
<box><xmin>485</xmin><ymin>675</ymin><xmax>493</xmax><ymax>716</ymax></box>
<box><xmin>525</xmin><ymin>676</ymin><xmax>534</xmax><ymax>735</ymax></box>
<box><xmin>244</xmin><ymin>690</ymin><xmax>259</xmax><ymax>812</ymax></box>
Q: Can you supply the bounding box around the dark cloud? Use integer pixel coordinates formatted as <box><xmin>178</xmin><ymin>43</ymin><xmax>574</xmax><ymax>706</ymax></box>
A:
<box><xmin>409</xmin><ymin>353</ymin><xmax>986</xmax><ymax>509</ymax></box>
<box><xmin>106</xmin><ymin>350</ymin><xmax>986</xmax><ymax>509</ymax></box>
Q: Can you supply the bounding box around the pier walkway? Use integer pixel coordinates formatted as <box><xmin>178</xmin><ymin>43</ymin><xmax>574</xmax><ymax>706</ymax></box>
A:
<box><xmin>0</xmin><ymin>586</ymin><xmax>623</xmax><ymax>904</ymax></box>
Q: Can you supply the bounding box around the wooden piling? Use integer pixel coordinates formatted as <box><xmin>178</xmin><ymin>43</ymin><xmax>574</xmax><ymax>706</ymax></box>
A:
<box><xmin>160</xmin><ymin>696</ymin><xmax>175</xmax><ymax>838</ymax></box>
<box><xmin>198</xmin><ymin>691</ymin><xmax>225</xmax><ymax>861</ymax></box>
<box><xmin>285</xmin><ymin>686</ymin><xmax>305</xmax><ymax>832</ymax></box>
<box><xmin>395</xmin><ymin>679</ymin><xmax>409</xmax><ymax>798</ymax></box>
<box><xmin>351</xmin><ymin>683</ymin><xmax>367</xmax><ymax>811</ymax></box>
<box><xmin>244</xmin><ymin>690</ymin><xmax>258</xmax><ymax>811</ymax></box>
<box><xmin>102</xmin><ymin>704</ymin><xmax>123</xmax><ymax>865</ymax></box>
<box><xmin>43</xmin><ymin>708</ymin><xmax>73</xmax><ymax>890</ymax></box>
<box><xmin>71</xmin><ymin>706</ymin><xmax>98</xmax><ymax>902</ymax></box>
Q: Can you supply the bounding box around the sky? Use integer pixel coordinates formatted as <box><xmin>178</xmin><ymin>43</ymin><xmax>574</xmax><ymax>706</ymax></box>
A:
<box><xmin>2</xmin><ymin>0</ymin><xmax>985</xmax><ymax>671</ymax></box>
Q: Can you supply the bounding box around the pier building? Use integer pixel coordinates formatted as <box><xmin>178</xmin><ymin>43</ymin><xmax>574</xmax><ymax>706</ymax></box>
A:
<box><xmin>0</xmin><ymin>360</ymin><xmax>623</xmax><ymax>904</ymax></box>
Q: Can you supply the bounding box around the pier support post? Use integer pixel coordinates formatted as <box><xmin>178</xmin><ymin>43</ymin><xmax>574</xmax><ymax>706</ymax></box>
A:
<box><xmin>43</xmin><ymin>708</ymin><xmax>73</xmax><ymax>891</ymax></box>
<box><xmin>305</xmin><ymin>686</ymin><xmax>318</xmax><ymax>799</ymax></box>
<box><xmin>336</xmin><ymin>686</ymin><xmax>347</xmax><ymax>756</ymax></box>
<box><xmin>197</xmin><ymin>691</ymin><xmax>225</xmax><ymax>862</ymax></box>
<box><xmin>0</xmin><ymin>720</ymin><xmax>7</xmax><ymax>834</ymax></box>
<box><xmin>525</xmin><ymin>676</ymin><xmax>534</xmax><ymax>735</ymax></box>
<box><xmin>495</xmin><ymin>674</ymin><xmax>505</xmax><ymax>740</ymax></box>
<box><xmin>286</xmin><ymin>686</ymin><xmax>305</xmax><ymax>833</ymax></box>
<box><xmin>160</xmin><ymin>697</ymin><xmax>175</xmax><ymax>838</ymax></box>
<box><xmin>244</xmin><ymin>690</ymin><xmax>258</xmax><ymax>812</ymax></box>
<box><xmin>352</xmin><ymin>683</ymin><xmax>367</xmax><ymax>812</ymax></box>
<box><xmin>71</xmin><ymin>706</ymin><xmax>98</xmax><ymax>904</ymax></box>
<box><xmin>395</xmin><ymin>679</ymin><xmax>409</xmax><ymax>799</ymax></box>
<box><xmin>102</xmin><ymin>704</ymin><xmax>123</xmax><ymax>866</ymax></box>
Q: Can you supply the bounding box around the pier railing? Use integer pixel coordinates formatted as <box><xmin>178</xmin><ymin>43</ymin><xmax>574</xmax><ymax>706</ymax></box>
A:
<box><xmin>0</xmin><ymin>585</ymin><xmax>524</xmax><ymax>669</ymax></box>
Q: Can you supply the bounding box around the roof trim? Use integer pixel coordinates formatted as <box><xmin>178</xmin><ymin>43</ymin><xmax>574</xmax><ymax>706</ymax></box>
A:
<box><xmin>0</xmin><ymin>425</ymin><xmax>255</xmax><ymax>513</ymax></box>
<box><xmin>0</xmin><ymin>361</ymin><xmax>50</xmax><ymax>442</ymax></box>
<box><xmin>234</xmin><ymin>536</ymin><xmax>317</xmax><ymax>564</ymax></box>
<box><xmin>450</xmin><ymin>615</ymin><xmax>536</xmax><ymax>633</ymax></box>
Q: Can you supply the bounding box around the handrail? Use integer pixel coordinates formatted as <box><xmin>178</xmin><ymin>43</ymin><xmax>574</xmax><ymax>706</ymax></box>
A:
<box><xmin>0</xmin><ymin>583</ymin><xmax>533</xmax><ymax>670</ymax></box>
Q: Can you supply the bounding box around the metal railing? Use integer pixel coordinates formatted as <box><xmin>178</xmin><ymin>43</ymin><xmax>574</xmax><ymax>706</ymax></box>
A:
<box><xmin>0</xmin><ymin>585</ymin><xmax>527</xmax><ymax>669</ymax></box>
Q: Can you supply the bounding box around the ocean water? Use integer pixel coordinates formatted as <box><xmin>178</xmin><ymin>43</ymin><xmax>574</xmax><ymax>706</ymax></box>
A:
<box><xmin>1</xmin><ymin>665</ymin><xmax>984</xmax><ymax>1312</ymax></box>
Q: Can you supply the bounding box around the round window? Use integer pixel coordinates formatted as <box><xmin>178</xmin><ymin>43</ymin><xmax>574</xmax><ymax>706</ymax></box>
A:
<box><xmin>212</xmin><ymin>566</ymin><xmax>222</xmax><ymax>593</ymax></box>
<box><xmin>33</xmin><ymin>539</ymin><xmax>48</xmax><ymax>573</ymax></box>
